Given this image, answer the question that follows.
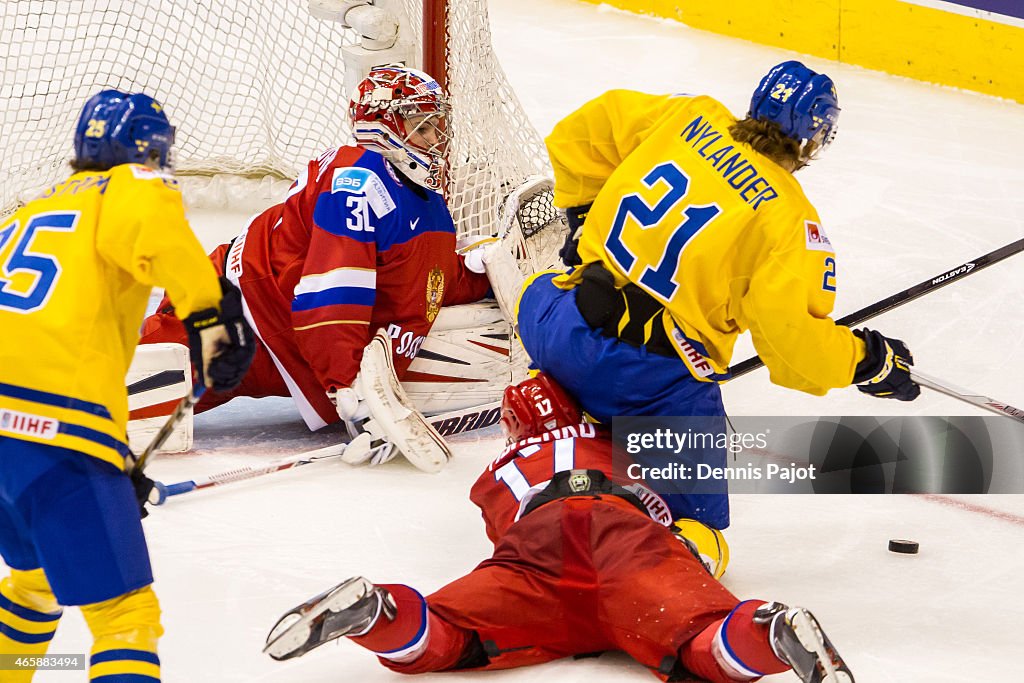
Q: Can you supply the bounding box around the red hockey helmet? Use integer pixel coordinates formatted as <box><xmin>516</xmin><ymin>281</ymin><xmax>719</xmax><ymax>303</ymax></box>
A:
<box><xmin>500</xmin><ymin>372</ymin><xmax>583</xmax><ymax>443</ymax></box>
<box><xmin>349</xmin><ymin>64</ymin><xmax>450</xmax><ymax>190</ymax></box>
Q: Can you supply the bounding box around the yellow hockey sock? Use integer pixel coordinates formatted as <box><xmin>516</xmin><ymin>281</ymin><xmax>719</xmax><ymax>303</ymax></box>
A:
<box><xmin>80</xmin><ymin>586</ymin><xmax>163</xmax><ymax>682</ymax></box>
<box><xmin>0</xmin><ymin>569</ymin><xmax>63</xmax><ymax>683</ymax></box>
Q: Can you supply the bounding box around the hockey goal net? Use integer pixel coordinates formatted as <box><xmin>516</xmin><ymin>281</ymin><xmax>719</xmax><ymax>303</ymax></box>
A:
<box><xmin>0</xmin><ymin>0</ymin><xmax>561</xmax><ymax>264</ymax></box>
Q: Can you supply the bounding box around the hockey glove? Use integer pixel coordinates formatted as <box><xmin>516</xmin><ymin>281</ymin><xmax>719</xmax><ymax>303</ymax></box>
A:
<box><xmin>558</xmin><ymin>203</ymin><xmax>590</xmax><ymax>267</ymax></box>
<box><xmin>329</xmin><ymin>386</ymin><xmax>398</xmax><ymax>467</ymax></box>
<box><xmin>460</xmin><ymin>237</ymin><xmax>499</xmax><ymax>274</ymax></box>
<box><xmin>330</xmin><ymin>387</ymin><xmax>371</xmax><ymax>423</ymax></box>
<box><xmin>852</xmin><ymin>328</ymin><xmax>921</xmax><ymax>401</ymax></box>
<box><xmin>129</xmin><ymin>468</ymin><xmax>156</xmax><ymax>519</ymax></box>
<box><xmin>183</xmin><ymin>277</ymin><xmax>256</xmax><ymax>392</ymax></box>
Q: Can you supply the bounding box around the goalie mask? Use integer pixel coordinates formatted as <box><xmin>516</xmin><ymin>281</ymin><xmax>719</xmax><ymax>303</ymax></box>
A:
<box><xmin>350</xmin><ymin>65</ymin><xmax>450</xmax><ymax>190</ymax></box>
<box><xmin>501</xmin><ymin>372</ymin><xmax>583</xmax><ymax>443</ymax></box>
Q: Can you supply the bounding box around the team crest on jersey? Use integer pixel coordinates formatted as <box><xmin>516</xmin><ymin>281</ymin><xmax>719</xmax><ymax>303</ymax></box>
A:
<box><xmin>568</xmin><ymin>471</ymin><xmax>592</xmax><ymax>493</ymax></box>
<box><xmin>804</xmin><ymin>220</ymin><xmax>834</xmax><ymax>253</ymax></box>
<box><xmin>426</xmin><ymin>267</ymin><xmax>445</xmax><ymax>322</ymax></box>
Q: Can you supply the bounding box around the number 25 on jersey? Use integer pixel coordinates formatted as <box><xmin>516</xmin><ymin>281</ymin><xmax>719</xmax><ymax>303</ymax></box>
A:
<box><xmin>0</xmin><ymin>211</ymin><xmax>79</xmax><ymax>313</ymax></box>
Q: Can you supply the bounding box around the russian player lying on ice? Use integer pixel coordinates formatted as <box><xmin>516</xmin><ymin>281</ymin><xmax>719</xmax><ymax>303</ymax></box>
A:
<box><xmin>263</xmin><ymin>373</ymin><xmax>854</xmax><ymax>683</ymax></box>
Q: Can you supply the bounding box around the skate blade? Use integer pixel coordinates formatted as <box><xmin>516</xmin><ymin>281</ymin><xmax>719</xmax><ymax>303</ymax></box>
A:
<box><xmin>788</xmin><ymin>609</ymin><xmax>854</xmax><ymax>683</ymax></box>
<box><xmin>263</xmin><ymin>578</ymin><xmax>372</xmax><ymax>661</ymax></box>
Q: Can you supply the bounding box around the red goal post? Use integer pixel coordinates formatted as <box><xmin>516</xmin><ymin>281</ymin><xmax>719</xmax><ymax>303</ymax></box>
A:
<box><xmin>0</xmin><ymin>0</ymin><xmax>560</xmax><ymax>262</ymax></box>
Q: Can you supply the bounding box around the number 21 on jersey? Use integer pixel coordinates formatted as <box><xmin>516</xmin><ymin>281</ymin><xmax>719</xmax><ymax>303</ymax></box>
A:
<box><xmin>605</xmin><ymin>162</ymin><xmax>720</xmax><ymax>301</ymax></box>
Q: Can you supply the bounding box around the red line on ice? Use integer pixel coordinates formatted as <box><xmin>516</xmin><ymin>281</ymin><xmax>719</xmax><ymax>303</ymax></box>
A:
<box><xmin>920</xmin><ymin>494</ymin><xmax>1024</xmax><ymax>527</ymax></box>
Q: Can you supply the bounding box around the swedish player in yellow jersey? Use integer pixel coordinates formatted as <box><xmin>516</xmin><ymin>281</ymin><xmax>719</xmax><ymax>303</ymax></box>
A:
<box><xmin>517</xmin><ymin>61</ymin><xmax>919</xmax><ymax>530</ymax></box>
<box><xmin>0</xmin><ymin>90</ymin><xmax>254</xmax><ymax>682</ymax></box>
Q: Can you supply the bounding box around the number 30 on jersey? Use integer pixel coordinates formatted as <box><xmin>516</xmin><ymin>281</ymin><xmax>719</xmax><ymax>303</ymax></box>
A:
<box><xmin>604</xmin><ymin>162</ymin><xmax>720</xmax><ymax>301</ymax></box>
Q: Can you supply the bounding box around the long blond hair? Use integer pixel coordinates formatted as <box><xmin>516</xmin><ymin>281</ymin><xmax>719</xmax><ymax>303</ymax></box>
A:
<box><xmin>729</xmin><ymin>117</ymin><xmax>802</xmax><ymax>170</ymax></box>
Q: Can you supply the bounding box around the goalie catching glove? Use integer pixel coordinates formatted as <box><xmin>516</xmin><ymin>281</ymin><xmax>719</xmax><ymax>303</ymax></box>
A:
<box><xmin>183</xmin><ymin>277</ymin><xmax>256</xmax><ymax>392</ymax></box>
<box><xmin>852</xmin><ymin>328</ymin><xmax>920</xmax><ymax>401</ymax></box>
<box><xmin>329</xmin><ymin>330</ymin><xmax>452</xmax><ymax>473</ymax></box>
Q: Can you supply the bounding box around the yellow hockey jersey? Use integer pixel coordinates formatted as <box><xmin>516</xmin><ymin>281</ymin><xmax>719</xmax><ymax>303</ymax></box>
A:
<box><xmin>0</xmin><ymin>164</ymin><xmax>220</xmax><ymax>469</ymax></box>
<box><xmin>545</xmin><ymin>90</ymin><xmax>865</xmax><ymax>395</ymax></box>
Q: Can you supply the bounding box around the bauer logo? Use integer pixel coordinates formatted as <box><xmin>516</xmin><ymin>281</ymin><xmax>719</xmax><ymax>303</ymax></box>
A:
<box><xmin>331</xmin><ymin>168</ymin><xmax>369</xmax><ymax>193</ymax></box>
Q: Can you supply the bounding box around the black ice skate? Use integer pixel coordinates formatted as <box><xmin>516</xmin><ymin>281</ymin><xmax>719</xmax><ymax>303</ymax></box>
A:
<box><xmin>754</xmin><ymin>602</ymin><xmax>855</xmax><ymax>683</ymax></box>
<box><xmin>263</xmin><ymin>576</ymin><xmax>396</xmax><ymax>661</ymax></box>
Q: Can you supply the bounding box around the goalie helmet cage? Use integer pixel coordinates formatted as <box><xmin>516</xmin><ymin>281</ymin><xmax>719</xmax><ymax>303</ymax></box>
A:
<box><xmin>0</xmin><ymin>0</ymin><xmax>551</xmax><ymax>246</ymax></box>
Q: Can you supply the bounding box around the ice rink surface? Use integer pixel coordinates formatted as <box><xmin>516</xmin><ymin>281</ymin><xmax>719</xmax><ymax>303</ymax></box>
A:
<box><xmin>19</xmin><ymin>0</ymin><xmax>1024</xmax><ymax>680</ymax></box>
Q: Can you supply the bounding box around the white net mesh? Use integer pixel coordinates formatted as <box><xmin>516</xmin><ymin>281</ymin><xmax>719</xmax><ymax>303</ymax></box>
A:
<box><xmin>0</xmin><ymin>0</ymin><xmax>557</xmax><ymax>250</ymax></box>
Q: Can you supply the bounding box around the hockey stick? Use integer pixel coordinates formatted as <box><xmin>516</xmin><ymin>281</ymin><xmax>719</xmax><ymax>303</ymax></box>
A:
<box><xmin>910</xmin><ymin>369</ymin><xmax>1024</xmax><ymax>424</ymax></box>
<box><xmin>727</xmin><ymin>236</ymin><xmax>1024</xmax><ymax>380</ymax></box>
<box><xmin>149</xmin><ymin>441</ymin><xmax>392</xmax><ymax>504</ymax></box>
<box><xmin>148</xmin><ymin>399</ymin><xmax>503</xmax><ymax>505</ymax></box>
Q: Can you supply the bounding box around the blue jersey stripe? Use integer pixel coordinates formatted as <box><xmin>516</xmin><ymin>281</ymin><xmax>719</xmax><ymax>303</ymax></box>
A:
<box><xmin>0</xmin><ymin>382</ymin><xmax>112</xmax><ymax>421</ymax></box>
<box><xmin>59</xmin><ymin>423</ymin><xmax>131</xmax><ymax>458</ymax></box>
<box><xmin>292</xmin><ymin>287</ymin><xmax>375</xmax><ymax>312</ymax></box>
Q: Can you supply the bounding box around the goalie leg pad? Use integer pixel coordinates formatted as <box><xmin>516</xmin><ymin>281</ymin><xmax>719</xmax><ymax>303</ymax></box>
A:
<box><xmin>126</xmin><ymin>343</ymin><xmax>193</xmax><ymax>454</ymax></box>
<box><xmin>356</xmin><ymin>331</ymin><xmax>453</xmax><ymax>473</ymax></box>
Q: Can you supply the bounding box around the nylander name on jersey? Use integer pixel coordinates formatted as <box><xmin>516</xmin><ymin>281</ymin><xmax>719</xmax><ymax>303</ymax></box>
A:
<box><xmin>680</xmin><ymin>115</ymin><xmax>779</xmax><ymax>211</ymax></box>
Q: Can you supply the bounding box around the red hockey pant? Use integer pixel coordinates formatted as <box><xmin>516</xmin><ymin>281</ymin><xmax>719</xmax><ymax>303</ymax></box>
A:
<box><xmin>356</xmin><ymin>497</ymin><xmax>747</xmax><ymax>679</ymax></box>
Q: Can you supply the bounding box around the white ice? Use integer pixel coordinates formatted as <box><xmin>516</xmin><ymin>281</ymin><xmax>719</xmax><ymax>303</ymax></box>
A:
<box><xmin>19</xmin><ymin>0</ymin><xmax>1024</xmax><ymax>680</ymax></box>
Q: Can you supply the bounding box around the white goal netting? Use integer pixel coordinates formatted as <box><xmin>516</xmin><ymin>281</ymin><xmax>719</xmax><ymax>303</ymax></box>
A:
<box><xmin>0</xmin><ymin>0</ymin><xmax>559</xmax><ymax>253</ymax></box>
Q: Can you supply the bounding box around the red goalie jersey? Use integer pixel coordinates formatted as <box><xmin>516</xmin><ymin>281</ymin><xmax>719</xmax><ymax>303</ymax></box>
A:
<box><xmin>143</xmin><ymin>146</ymin><xmax>490</xmax><ymax>429</ymax></box>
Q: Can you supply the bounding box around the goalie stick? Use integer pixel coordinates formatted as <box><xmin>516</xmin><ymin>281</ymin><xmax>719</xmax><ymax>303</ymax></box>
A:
<box><xmin>148</xmin><ymin>398</ymin><xmax>504</xmax><ymax>504</ymax></box>
<box><xmin>910</xmin><ymin>369</ymin><xmax>1024</xmax><ymax>425</ymax></box>
<box><xmin>728</xmin><ymin>236</ymin><xmax>1024</xmax><ymax>380</ymax></box>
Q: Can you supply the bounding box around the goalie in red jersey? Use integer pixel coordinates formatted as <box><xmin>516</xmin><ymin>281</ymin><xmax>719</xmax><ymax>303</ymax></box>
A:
<box><xmin>139</xmin><ymin>65</ymin><xmax>492</xmax><ymax>468</ymax></box>
<box><xmin>263</xmin><ymin>373</ymin><xmax>855</xmax><ymax>683</ymax></box>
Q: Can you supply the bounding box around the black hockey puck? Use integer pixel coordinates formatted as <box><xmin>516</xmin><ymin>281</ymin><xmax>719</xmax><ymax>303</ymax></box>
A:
<box><xmin>888</xmin><ymin>539</ymin><xmax>919</xmax><ymax>554</ymax></box>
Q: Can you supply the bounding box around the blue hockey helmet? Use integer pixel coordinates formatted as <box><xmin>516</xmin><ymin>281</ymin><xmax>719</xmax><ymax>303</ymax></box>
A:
<box><xmin>749</xmin><ymin>61</ymin><xmax>839</xmax><ymax>155</ymax></box>
<box><xmin>74</xmin><ymin>89</ymin><xmax>175</xmax><ymax>170</ymax></box>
